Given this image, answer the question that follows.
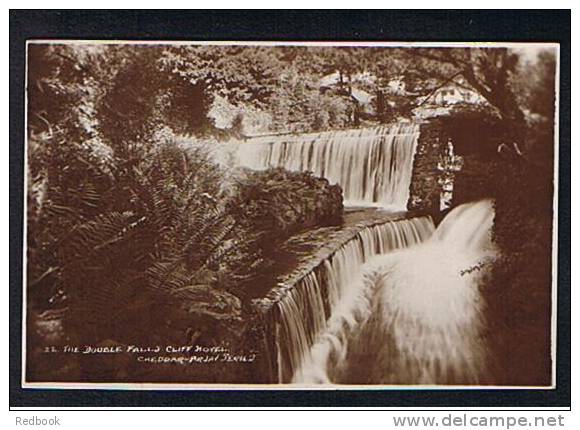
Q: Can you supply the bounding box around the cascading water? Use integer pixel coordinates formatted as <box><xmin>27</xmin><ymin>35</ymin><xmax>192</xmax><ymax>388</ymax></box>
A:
<box><xmin>225</xmin><ymin>122</ymin><xmax>494</xmax><ymax>384</ymax></box>
<box><xmin>232</xmin><ymin>124</ymin><xmax>419</xmax><ymax>209</ymax></box>
<box><xmin>297</xmin><ymin>200</ymin><xmax>496</xmax><ymax>385</ymax></box>
<box><xmin>272</xmin><ymin>217</ymin><xmax>436</xmax><ymax>383</ymax></box>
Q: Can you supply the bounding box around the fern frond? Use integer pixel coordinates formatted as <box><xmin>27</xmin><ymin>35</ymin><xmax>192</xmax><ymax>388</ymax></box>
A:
<box><xmin>57</xmin><ymin>211</ymin><xmax>137</xmax><ymax>262</ymax></box>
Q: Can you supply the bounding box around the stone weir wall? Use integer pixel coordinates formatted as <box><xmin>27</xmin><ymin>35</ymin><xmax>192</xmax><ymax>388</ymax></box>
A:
<box><xmin>253</xmin><ymin>211</ymin><xmax>410</xmax><ymax>306</ymax></box>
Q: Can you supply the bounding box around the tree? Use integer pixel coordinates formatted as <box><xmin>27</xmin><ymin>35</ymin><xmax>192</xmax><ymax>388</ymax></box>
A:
<box><xmin>403</xmin><ymin>48</ymin><xmax>526</xmax><ymax>145</ymax></box>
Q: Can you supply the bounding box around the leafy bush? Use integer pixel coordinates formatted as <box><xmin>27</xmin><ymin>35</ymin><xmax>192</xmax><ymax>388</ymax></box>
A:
<box><xmin>29</xmin><ymin>139</ymin><xmax>232</xmax><ymax>338</ymax></box>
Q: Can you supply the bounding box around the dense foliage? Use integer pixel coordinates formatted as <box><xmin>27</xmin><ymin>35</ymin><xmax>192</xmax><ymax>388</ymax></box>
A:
<box><xmin>26</xmin><ymin>44</ymin><xmax>344</xmax><ymax>382</ymax></box>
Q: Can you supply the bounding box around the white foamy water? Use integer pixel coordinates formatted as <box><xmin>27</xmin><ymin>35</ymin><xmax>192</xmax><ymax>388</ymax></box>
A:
<box><xmin>290</xmin><ymin>200</ymin><xmax>496</xmax><ymax>385</ymax></box>
<box><xmin>272</xmin><ymin>217</ymin><xmax>436</xmax><ymax>383</ymax></box>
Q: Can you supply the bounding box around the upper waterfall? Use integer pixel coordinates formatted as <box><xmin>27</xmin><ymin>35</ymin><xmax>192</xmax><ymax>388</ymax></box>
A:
<box><xmin>230</xmin><ymin>124</ymin><xmax>420</xmax><ymax>210</ymax></box>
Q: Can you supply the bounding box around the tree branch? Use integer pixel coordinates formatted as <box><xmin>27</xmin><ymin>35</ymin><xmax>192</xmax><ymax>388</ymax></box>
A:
<box><xmin>415</xmin><ymin>71</ymin><xmax>463</xmax><ymax>107</ymax></box>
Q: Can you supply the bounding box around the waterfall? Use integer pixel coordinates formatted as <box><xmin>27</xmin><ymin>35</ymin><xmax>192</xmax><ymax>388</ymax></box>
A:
<box><xmin>271</xmin><ymin>216</ymin><xmax>436</xmax><ymax>383</ymax></box>
<box><xmin>231</xmin><ymin>124</ymin><xmax>420</xmax><ymax>209</ymax></box>
<box><xmin>317</xmin><ymin>200</ymin><xmax>496</xmax><ymax>386</ymax></box>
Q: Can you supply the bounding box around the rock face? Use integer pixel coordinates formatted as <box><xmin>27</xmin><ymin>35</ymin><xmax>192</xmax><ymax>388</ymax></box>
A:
<box><xmin>231</xmin><ymin>167</ymin><xmax>344</xmax><ymax>237</ymax></box>
<box><xmin>407</xmin><ymin>122</ymin><xmax>447</xmax><ymax>214</ymax></box>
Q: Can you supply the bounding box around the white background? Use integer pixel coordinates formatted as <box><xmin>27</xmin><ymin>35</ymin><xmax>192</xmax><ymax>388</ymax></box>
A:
<box><xmin>3</xmin><ymin>3</ymin><xmax>576</xmax><ymax>428</ymax></box>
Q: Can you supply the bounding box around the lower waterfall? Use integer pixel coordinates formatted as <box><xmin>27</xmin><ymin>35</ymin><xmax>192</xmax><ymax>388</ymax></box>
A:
<box><xmin>293</xmin><ymin>200</ymin><xmax>496</xmax><ymax>385</ymax></box>
<box><xmin>271</xmin><ymin>216</ymin><xmax>436</xmax><ymax>383</ymax></box>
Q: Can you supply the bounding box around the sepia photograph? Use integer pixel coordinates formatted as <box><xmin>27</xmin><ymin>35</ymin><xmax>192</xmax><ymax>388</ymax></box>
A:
<box><xmin>22</xmin><ymin>39</ymin><xmax>559</xmax><ymax>389</ymax></box>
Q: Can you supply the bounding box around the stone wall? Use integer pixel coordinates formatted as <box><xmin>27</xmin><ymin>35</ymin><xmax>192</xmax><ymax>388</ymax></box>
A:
<box><xmin>407</xmin><ymin>121</ymin><xmax>446</xmax><ymax>214</ymax></box>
